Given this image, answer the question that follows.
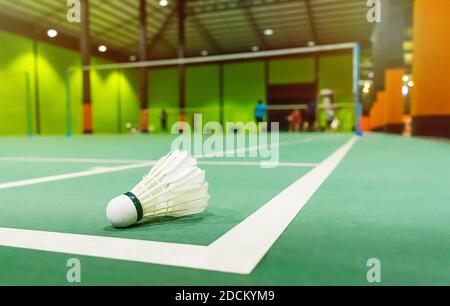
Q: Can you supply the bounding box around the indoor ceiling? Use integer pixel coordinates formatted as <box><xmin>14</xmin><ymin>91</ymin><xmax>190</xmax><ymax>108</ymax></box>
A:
<box><xmin>0</xmin><ymin>0</ymin><xmax>375</xmax><ymax>61</ymax></box>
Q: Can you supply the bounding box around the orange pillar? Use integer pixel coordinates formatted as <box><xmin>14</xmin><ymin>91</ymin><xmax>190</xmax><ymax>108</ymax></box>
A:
<box><xmin>140</xmin><ymin>109</ymin><xmax>148</xmax><ymax>133</ymax></box>
<box><xmin>371</xmin><ymin>91</ymin><xmax>386</xmax><ymax>132</ymax></box>
<box><xmin>178</xmin><ymin>112</ymin><xmax>186</xmax><ymax>133</ymax></box>
<box><xmin>139</xmin><ymin>0</ymin><xmax>149</xmax><ymax>134</ymax></box>
<box><xmin>411</xmin><ymin>0</ymin><xmax>450</xmax><ymax>138</ymax></box>
<box><xmin>369</xmin><ymin>102</ymin><xmax>378</xmax><ymax>131</ymax></box>
<box><xmin>375</xmin><ymin>103</ymin><xmax>381</xmax><ymax>131</ymax></box>
<box><xmin>81</xmin><ymin>0</ymin><xmax>92</xmax><ymax>134</ymax></box>
<box><xmin>83</xmin><ymin>104</ymin><xmax>93</xmax><ymax>134</ymax></box>
<box><xmin>375</xmin><ymin>102</ymin><xmax>382</xmax><ymax>130</ymax></box>
<box><xmin>360</xmin><ymin>116</ymin><xmax>370</xmax><ymax>132</ymax></box>
<box><xmin>378</xmin><ymin>91</ymin><xmax>388</xmax><ymax>130</ymax></box>
<box><xmin>384</xmin><ymin>68</ymin><xmax>405</xmax><ymax>134</ymax></box>
<box><xmin>371</xmin><ymin>97</ymin><xmax>384</xmax><ymax>132</ymax></box>
<box><xmin>376</xmin><ymin>101</ymin><xmax>383</xmax><ymax>131</ymax></box>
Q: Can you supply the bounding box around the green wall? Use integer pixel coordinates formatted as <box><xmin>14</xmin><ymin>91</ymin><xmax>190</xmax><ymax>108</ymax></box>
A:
<box><xmin>0</xmin><ymin>31</ymin><xmax>35</xmax><ymax>135</ymax></box>
<box><xmin>148</xmin><ymin>67</ymin><xmax>179</xmax><ymax>132</ymax></box>
<box><xmin>37</xmin><ymin>42</ymin><xmax>80</xmax><ymax>134</ymax></box>
<box><xmin>319</xmin><ymin>54</ymin><xmax>353</xmax><ymax>101</ymax></box>
<box><xmin>0</xmin><ymin>72</ymin><xmax>30</xmax><ymax>135</ymax></box>
<box><xmin>269</xmin><ymin>57</ymin><xmax>315</xmax><ymax>84</ymax></box>
<box><xmin>223</xmin><ymin>61</ymin><xmax>266</xmax><ymax>124</ymax></box>
<box><xmin>318</xmin><ymin>54</ymin><xmax>354</xmax><ymax>132</ymax></box>
<box><xmin>148</xmin><ymin>63</ymin><xmax>265</xmax><ymax>132</ymax></box>
<box><xmin>186</xmin><ymin>65</ymin><xmax>221</xmax><ymax>125</ymax></box>
<box><xmin>91</xmin><ymin>62</ymin><xmax>140</xmax><ymax>134</ymax></box>
<box><xmin>266</xmin><ymin>54</ymin><xmax>354</xmax><ymax>132</ymax></box>
<box><xmin>0</xmin><ymin>30</ymin><xmax>140</xmax><ymax>136</ymax></box>
<box><xmin>0</xmin><ymin>30</ymin><xmax>355</xmax><ymax>135</ymax></box>
<box><xmin>82</xmin><ymin>59</ymin><xmax>140</xmax><ymax>134</ymax></box>
<box><xmin>91</xmin><ymin>58</ymin><xmax>121</xmax><ymax>133</ymax></box>
<box><xmin>118</xmin><ymin>69</ymin><xmax>140</xmax><ymax>133</ymax></box>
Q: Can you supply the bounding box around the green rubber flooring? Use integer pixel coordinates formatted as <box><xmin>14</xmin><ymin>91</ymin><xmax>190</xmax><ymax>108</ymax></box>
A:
<box><xmin>0</xmin><ymin>133</ymin><xmax>449</xmax><ymax>285</ymax></box>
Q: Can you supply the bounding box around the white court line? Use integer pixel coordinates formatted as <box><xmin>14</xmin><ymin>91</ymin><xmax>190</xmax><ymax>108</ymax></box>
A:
<box><xmin>196</xmin><ymin>138</ymin><xmax>314</xmax><ymax>159</ymax></box>
<box><xmin>0</xmin><ymin>138</ymin><xmax>318</xmax><ymax>190</ymax></box>
<box><xmin>0</xmin><ymin>162</ymin><xmax>154</xmax><ymax>190</ymax></box>
<box><xmin>0</xmin><ymin>137</ymin><xmax>317</xmax><ymax>165</ymax></box>
<box><xmin>209</xmin><ymin>136</ymin><xmax>358</xmax><ymax>273</ymax></box>
<box><xmin>0</xmin><ymin>137</ymin><xmax>357</xmax><ymax>274</ymax></box>
<box><xmin>200</xmin><ymin>161</ymin><xmax>318</xmax><ymax>168</ymax></box>
<box><xmin>0</xmin><ymin>157</ymin><xmax>147</xmax><ymax>164</ymax></box>
<box><xmin>0</xmin><ymin>160</ymin><xmax>315</xmax><ymax>190</ymax></box>
<box><xmin>0</xmin><ymin>157</ymin><xmax>317</xmax><ymax>168</ymax></box>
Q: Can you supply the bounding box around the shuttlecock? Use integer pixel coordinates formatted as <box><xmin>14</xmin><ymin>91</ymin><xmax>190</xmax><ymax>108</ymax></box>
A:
<box><xmin>106</xmin><ymin>150</ymin><xmax>210</xmax><ymax>228</ymax></box>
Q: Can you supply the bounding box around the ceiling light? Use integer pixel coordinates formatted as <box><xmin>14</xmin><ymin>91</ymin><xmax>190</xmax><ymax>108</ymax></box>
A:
<box><xmin>363</xmin><ymin>87</ymin><xmax>370</xmax><ymax>94</ymax></box>
<box><xmin>159</xmin><ymin>0</ymin><xmax>169</xmax><ymax>7</ymax></box>
<box><xmin>264</xmin><ymin>29</ymin><xmax>274</xmax><ymax>36</ymax></box>
<box><xmin>368</xmin><ymin>72</ymin><xmax>375</xmax><ymax>79</ymax></box>
<box><xmin>200</xmin><ymin>50</ymin><xmax>209</xmax><ymax>56</ymax></box>
<box><xmin>408</xmin><ymin>81</ymin><xmax>414</xmax><ymax>87</ymax></box>
<box><xmin>47</xmin><ymin>29</ymin><xmax>58</xmax><ymax>38</ymax></box>
<box><xmin>402</xmin><ymin>75</ymin><xmax>409</xmax><ymax>82</ymax></box>
<box><xmin>98</xmin><ymin>45</ymin><xmax>108</xmax><ymax>53</ymax></box>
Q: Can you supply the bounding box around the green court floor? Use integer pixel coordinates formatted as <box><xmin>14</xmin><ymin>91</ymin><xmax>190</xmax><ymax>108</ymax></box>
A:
<box><xmin>0</xmin><ymin>133</ymin><xmax>449</xmax><ymax>285</ymax></box>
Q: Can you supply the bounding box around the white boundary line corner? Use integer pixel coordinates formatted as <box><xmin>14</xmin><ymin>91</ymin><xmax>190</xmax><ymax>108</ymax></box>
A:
<box><xmin>0</xmin><ymin>137</ymin><xmax>358</xmax><ymax>274</ymax></box>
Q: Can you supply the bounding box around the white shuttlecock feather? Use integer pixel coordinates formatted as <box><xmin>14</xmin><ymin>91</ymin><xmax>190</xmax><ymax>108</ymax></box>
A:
<box><xmin>106</xmin><ymin>150</ymin><xmax>210</xmax><ymax>228</ymax></box>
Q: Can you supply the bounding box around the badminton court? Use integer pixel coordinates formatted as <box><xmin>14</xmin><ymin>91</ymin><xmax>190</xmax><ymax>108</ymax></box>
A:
<box><xmin>0</xmin><ymin>136</ymin><xmax>357</xmax><ymax>274</ymax></box>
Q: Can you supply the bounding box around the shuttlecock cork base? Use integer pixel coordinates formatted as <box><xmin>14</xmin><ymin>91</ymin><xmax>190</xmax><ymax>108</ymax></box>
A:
<box><xmin>106</xmin><ymin>150</ymin><xmax>210</xmax><ymax>228</ymax></box>
<box><xmin>106</xmin><ymin>192</ymin><xmax>144</xmax><ymax>228</ymax></box>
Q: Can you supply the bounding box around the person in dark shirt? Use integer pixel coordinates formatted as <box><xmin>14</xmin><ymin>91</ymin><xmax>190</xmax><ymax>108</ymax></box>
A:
<box><xmin>255</xmin><ymin>99</ymin><xmax>267</xmax><ymax>123</ymax></box>
<box><xmin>307</xmin><ymin>101</ymin><xmax>317</xmax><ymax>131</ymax></box>
<box><xmin>161</xmin><ymin>109</ymin><xmax>168</xmax><ymax>132</ymax></box>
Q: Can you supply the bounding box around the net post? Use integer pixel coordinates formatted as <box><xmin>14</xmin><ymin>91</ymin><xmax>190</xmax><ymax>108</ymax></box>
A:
<box><xmin>353</xmin><ymin>42</ymin><xmax>363</xmax><ymax>136</ymax></box>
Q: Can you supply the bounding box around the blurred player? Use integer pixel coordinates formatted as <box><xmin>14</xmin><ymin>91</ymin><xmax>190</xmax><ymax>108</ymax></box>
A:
<box><xmin>291</xmin><ymin>109</ymin><xmax>302</xmax><ymax>132</ymax></box>
<box><xmin>307</xmin><ymin>100</ymin><xmax>317</xmax><ymax>131</ymax></box>
<box><xmin>161</xmin><ymin>109</ymin><xmax>168</xmax><ymax>132</ymax></box>
<box><xmin>255</xmin><ymin>99</ymin><xmax>267</xmax><ymax>124</ymax></box>
<box><xmin>320</xmin><ymin>89</ymin><xmax>336</xmax><ymax>131</ymax></box>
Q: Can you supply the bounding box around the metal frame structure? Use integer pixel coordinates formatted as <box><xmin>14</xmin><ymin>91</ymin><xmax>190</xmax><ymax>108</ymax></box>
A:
<box><xmin>65</xmin><ymin>42</ymin><xmax>362</xmax><ymax>136</ymax></box>
<box><xmin>0</xmin><ymin>0</ymin><xmax>373</xmax><ymax>60</ymax></box>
